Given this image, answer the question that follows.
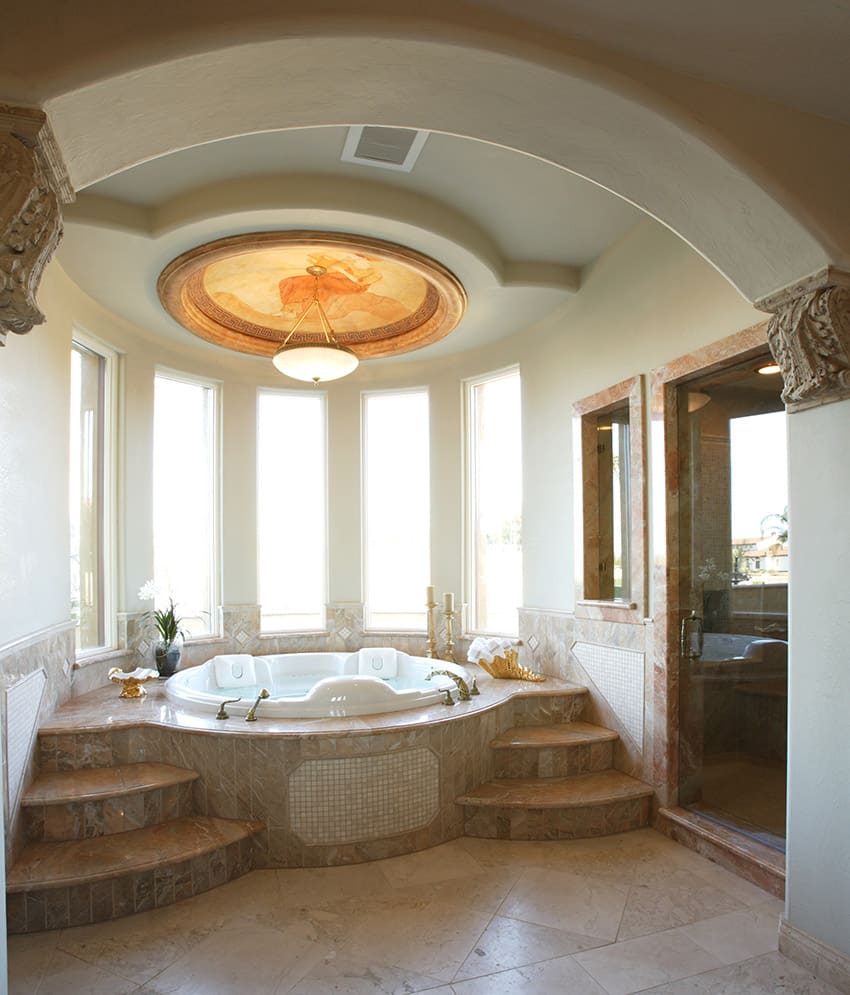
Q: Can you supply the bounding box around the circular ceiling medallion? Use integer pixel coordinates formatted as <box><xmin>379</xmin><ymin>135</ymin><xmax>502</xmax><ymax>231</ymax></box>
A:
<box><xmin>157</xmin><ymin>231</ymin><xmax>467</xmax><ymax>360</ymax></box>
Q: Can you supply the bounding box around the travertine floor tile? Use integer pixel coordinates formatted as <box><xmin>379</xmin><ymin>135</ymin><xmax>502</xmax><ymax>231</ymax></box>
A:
<box><xmin>573</xmin><ymin>927</ymin><xmax>723</xmax><ymax>995</ymax></box>
<box><xmin>498</xmin><ymin>866</ymin><xmax>629</xmax><ymax>939</ymax></box>
<box><xmin>289</xmin><ymin>950</ymin><xmax>446</xmax><ymax>994</ymax></box>
<box><xmin>377</xmin><ymin>837</ymin><xmax>487</xmax><ymax>889</ymax></box>
<box><xmin>329</xmin><ymin>895</ymin><xmax>494</xmax><ymax>983</ymax></box>
<box><xmin>5</xmin><ymin>833</ymin><xmax>823</xmax><ymax>995</ymax></box>
<box><xmin>7</xmin><ymin>930</ymin><xmax>66</xmax><ymax>995</ymax></box>
<box><xmin>618</xmin><ymin>865</ymin><xmax>745</xmax><ymax>940</ymax></box>
<box><xmin>453</xmin><ymin>914</ymin><xmax>608</xmax><ymax>980</ymax></box>
<box><xmin>638</xmin><ymin>949</ymin><xmax>842</xmax><ymax>994</ymax></box>
<box><xmin>452</xmin><ymin>955</ymin><xmax>609</xmax><ymax>994</ymax></box>
<box><xmin>137</xmin><ymin>921</ymin><xmax>331</xmax><ymax>994</ymax></box>
<box><xmin>25</xmin><ymin>948</ymin><xmax>137</xmax><ymax>995</ymax></box>
<box><xmin>679</xmin><ymin>903</ymin><xmax>780</xmax><ymax>965</ymax></box>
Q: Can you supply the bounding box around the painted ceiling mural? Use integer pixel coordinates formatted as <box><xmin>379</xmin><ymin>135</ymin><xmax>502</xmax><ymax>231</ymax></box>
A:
<box><xmin>158</xmin><ymin>233</ymin><xmax>466</xmax><ymax>359</ymax></box>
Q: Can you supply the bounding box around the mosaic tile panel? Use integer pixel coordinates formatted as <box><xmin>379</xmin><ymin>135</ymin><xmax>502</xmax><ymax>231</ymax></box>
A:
<box><xmin>4</xmin><ymin>669</ymin><xmax>46</xmax><ymax>815</ymax></box>
<box><xmin>289</xmin><ymin>748</ymin><xmax>439</xmax><ymax>845</ymax></box>
<box><xmin>571</xmin><ymin>641</ymin><xmax>645</xmax><ymax>749</ymax></box>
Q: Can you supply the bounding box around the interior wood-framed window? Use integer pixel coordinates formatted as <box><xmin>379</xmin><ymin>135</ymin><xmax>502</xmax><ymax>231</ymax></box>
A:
<box><xmin>574</xmin><ymin>375</ymin><xmax>647</xmax><ymax>622</ymax></box>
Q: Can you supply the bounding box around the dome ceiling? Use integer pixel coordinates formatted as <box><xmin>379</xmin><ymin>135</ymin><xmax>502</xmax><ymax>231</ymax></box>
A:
<box><xmin>58</xmin><ymin>127</ymin><xmax>643</xmax><ymax>364</ymax></box>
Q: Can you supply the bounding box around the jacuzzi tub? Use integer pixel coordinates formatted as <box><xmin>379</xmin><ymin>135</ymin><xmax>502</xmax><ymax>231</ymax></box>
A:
<box><xmin>165</xmin><ymin>648</ymin><xmax>467</xmax><ymax>717</ymax></box>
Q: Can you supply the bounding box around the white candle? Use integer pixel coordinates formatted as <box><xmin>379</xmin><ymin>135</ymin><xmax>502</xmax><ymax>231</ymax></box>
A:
<box><xmin>444</xmin><ymin>591</ymin><xmax>455</xmax><ymax>613</ymax></box>
<box><xmin>426</xmin><ymin>585</ymin><xmax>435</xmax><ymax>604</ymax></box>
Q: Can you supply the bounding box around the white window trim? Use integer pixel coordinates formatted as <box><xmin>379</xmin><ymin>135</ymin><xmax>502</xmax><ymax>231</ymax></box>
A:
<box><xmin>154</xmin><ymin>366</ymin><xmax>222</xmax><ymax>639</ymax></box>
<box><xmin>72</xmin><ymin>327</ymin><xmax>120</xmax><ymax>658</ymax></box>
<box><xmin>361</xmin><ymin>385</ymin><xmax>431</xmax><ymax>633</ymax></box>
<box><xmin>256</xmin><ymin>386</ymin><xmax>329</xmax><ymax>634</ymax></box>
<box><xmin>463</xmin><ymin>365</ymin><xmax>522</xmax><ymax>637</ymax></box>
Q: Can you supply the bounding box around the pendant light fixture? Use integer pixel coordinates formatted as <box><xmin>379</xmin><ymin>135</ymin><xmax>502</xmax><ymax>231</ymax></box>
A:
<box><xmin>272</xmin><ymin>265</ymin><xmax>359</xmax><ymax>384</ymax></box>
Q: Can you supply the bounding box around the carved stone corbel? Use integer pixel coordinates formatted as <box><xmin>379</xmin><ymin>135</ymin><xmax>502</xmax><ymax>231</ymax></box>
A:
<box><xmin>758</xmin><ymin>268</ymin><xmax>850</xmax><ymax>412</ymax></box>
<box><xmin>0</xmin><ymin>105</ymin><xmax>74</xmax><ymax>345</ymax></box>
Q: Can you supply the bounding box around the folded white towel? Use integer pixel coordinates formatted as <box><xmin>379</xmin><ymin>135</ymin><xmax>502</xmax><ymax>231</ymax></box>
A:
<box><xmin>467</xmin><ymin>636</ymin><xmax>519</xmax><ymax>664</ymax></box>
<box><xmin>356</xmin><ymin>646</ymin><xmax>398</xmax><ymax>679</ymax></box>
<box><xmin>212</xmin><ymin>654</ymin><xmax>256</xmax><ymax>688</ymax></box>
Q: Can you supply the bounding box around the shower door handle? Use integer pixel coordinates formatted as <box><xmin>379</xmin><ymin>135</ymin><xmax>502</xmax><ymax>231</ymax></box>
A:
<box><xmin>680</xmin><ymin>610</ymin><xmax>704</xmax><ymax>660</ymax></box>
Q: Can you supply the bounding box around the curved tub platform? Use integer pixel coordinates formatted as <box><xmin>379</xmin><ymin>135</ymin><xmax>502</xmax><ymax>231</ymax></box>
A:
<box><xmin>7</xmin><ymin>665</ymin><xmax>654</xmax><ymax>933</ymax></box>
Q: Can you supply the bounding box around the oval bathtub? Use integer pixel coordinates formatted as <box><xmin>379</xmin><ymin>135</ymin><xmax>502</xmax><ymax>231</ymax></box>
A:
<box><xmin>165</xmin><ymin>648</ymin><xmax>467</xmax><ymax>717</ymax></box>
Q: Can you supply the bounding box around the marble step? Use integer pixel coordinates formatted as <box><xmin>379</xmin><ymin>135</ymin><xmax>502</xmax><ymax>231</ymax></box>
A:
<box><xmin>6</xmin><ymin>815</ymin><xmax>265</xmax><ymax>933</ymax></box>
<box><xmin>510</xmin><ymin>685</ymin><xmax>589</xmax><ymax>727</ymax></box>
<box><xmin>22</xmin><ymin>762</ymin><xmax>199</xmax><ymax>842</ymax></box>
<box><xmin>459</xmin><ymin>770</ymin><xmax>653</xmax><ymax>841</ymax></box>
<box><xmin>491</xmin><ymin>722</ymin><xmax>618</xmax><ymax>778</ymax></box>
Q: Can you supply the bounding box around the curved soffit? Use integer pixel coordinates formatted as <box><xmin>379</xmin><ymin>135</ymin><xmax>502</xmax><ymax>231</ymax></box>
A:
<box><xmin>43</xmin><ymin>36</ymin><xmax>830</xmax><ymax>303</ymax></box>
<box><xmin>64</xmin><ymin>173</ymin><xmax>581</xmax><ymax>292</ymax></box>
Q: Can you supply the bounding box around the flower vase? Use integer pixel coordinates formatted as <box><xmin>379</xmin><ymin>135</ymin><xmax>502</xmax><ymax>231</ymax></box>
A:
<box><xmin>154</xmin><ymin>635</ymin><xmax>183</xmax><ymax>678</ymax></box>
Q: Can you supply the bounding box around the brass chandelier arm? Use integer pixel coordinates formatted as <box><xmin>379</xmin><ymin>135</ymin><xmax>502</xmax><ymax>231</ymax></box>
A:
<box><xmin>279</xmin><ymin>266</ymin><xmax>338</xmax><ymax>348</ymax></box>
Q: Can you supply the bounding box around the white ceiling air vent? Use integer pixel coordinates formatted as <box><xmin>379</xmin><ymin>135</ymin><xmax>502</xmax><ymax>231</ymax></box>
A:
<box><xmin>341</xmin><ymin>126</ymin><xmax>429</xmax><ymax>172</ymax></box>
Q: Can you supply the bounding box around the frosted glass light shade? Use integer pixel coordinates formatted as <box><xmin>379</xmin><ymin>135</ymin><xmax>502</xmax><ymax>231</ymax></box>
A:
<box><xmin>272</xmin><ymin>342</ymin><xmax>359</xmax><ymax>383</ymax></box>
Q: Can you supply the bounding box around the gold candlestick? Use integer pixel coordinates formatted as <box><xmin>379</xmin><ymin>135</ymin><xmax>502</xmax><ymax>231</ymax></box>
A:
<box><xmin>443</xmin><ymin>605</ymin><xmax>457</xmax><ymax>662</ymax></box>
<box><xmin>425</xmin><ymin>591</ymin><xmax>438</xmax><ymax>658</ymax></box>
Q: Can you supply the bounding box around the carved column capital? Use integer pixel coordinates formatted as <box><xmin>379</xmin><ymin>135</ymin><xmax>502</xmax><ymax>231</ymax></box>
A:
<box><xmin>0</xmin><ymin>105</ymin><xmax>73</xmax><ymax>345</ymax></box>
<box><xmin>759</xmin><ymin>268</ymin><xmax>850</xmax><ymax>412</ymax></box>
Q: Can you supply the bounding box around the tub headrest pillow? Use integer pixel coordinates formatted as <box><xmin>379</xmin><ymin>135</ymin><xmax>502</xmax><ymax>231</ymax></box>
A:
<box><xmin>212</xmin><ymin>654</ymin><xmax>257</xmax><ymax>688</ymax></box>
<box><xmin>356</xmin><ymin>647</ymin><xmax>398</xmax><ymax>679</ymax></box>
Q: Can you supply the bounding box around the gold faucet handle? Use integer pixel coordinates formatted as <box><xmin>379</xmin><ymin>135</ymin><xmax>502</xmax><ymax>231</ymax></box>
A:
<box><xmin>215</xmin><ymin>697</ymin><xmax>241</xmax><ymax>720</ymax></box>
<box><xmin>442</xmin><ymin>689</ymin><xmax>455</xmax><ymax>706</ymax></box>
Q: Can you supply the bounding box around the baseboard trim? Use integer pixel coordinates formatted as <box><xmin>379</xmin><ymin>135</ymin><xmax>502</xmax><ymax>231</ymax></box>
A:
<box><xmin>780</xmin><ymin>918</ymin><xmax>850</xmax><ymax>994</ymax></box>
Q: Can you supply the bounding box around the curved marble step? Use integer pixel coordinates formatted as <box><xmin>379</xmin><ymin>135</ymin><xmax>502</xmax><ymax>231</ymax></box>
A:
<box><xmin>22</xmin><ymin>762</ymin><xmax>199</xmax><ymax>842</ymax></box>
<box><xmin>490</xmin><ymin>722</ymin><xmax>618</xmax><ymax>778</ymax></box>
<box><xmin>458</xmin><ymin>770</ymin><xmax>653</xmax><ymax>841</ymax></box>
<box><xmin>6</xmin><ymin>815</ymin><xmax>265</xmax><ymax>933</ymax></box>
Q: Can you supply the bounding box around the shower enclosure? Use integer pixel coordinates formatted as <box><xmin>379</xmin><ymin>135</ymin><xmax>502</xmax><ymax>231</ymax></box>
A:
<box><xmin>676</xmin><ymin>355</ymin><xmax>788</xmax><ymax>850</ymax></box>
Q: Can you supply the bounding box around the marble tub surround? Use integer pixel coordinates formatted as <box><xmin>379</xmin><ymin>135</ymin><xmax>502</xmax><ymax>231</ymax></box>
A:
<box><xmin>7</xmin><ymin>829</ymin><xmax>827</xmax><ymax>995</ymax></box>
<box><xmin>22</xmin><ymin>672</ymin><xmax>590</xmax><ymax>880</ymax></box>
<box><xmin>36</xmin><ymin>666</ymin><xmax>579</xmax><ymax>740</ymax></box>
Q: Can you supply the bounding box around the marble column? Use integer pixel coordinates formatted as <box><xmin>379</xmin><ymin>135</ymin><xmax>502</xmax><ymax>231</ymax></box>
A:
<box><xmin>759</xmin><ymin>268</ymin><xmax>850</xmax><ymax>987</ymax></box>
<box><xmin>0</xmin><ymin>104</ymin><xmax>73</xmax><ymax>344</ymax></box>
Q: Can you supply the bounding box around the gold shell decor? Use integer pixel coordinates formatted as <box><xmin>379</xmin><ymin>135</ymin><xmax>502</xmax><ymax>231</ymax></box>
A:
<box><xmin>108</xmin><ymin>667</ymin><xmax>159</xmax><ymax>699</ymax></box>
<box><xmin>475</xmin><ymin>649</ymin><xmax>546</xmax><ymax>682</ymax></box>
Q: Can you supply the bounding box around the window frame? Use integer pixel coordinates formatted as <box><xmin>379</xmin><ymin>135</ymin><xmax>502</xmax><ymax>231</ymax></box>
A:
<box><xmin>361</xmin><ymin>385</ymin><xmax>431</xmax><ymax>633</ymax></box>
<box><xmin>153</xmin><ymin>366</ymin><xmax>222</xmax><ymax>639</ymax></box>
<box><xmin>71</xmin><ymin>328</ymin><xmax>119</xmax><ymax>657</ymax></box>
<box><xmin>256</xmin><ymin>386</ymin><xmax>329</xmax><ymax>634</ymax></box>
<box><xmin>463</xmin><ymin>365</ymin><xmax>523</xmax><ymax>637</ymax></box>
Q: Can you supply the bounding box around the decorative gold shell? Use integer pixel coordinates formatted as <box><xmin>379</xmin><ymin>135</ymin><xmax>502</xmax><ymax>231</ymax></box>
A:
<box><xmin>474</xmin><ymin>649</ymin><xmax>545</xmax><ymax>682</ymax></box>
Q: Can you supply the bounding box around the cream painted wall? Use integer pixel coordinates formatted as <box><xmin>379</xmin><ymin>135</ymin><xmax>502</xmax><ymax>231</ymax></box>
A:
<box><xmin>518</xmin><ymin>220</ymin><xmax>759</xmax><ymax>608</ymax></box>
<box><xmin>786</xmin><ymin>402</ymin><xmax>850</xmax><ymax>959</ymax></box>
<box><xmin>1</xmin><ymin>218</ymin><xmax>759</xmax><ymax>639</ymax></box>
<box><xmin>0</xmin><ymin>276</ymin><xmax>72</xmax><ymax>645</ymax></box>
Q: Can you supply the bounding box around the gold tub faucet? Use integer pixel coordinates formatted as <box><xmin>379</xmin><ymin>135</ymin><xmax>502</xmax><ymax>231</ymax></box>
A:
<box><xmin>245</xmin><ymin>688</ymin><xmax>270</xmax><ymax>721</ymax></box>
<box><xmin>426</xmin><ymin>669</ymin><xmax>471</xmax><ymax>701</ymax></box>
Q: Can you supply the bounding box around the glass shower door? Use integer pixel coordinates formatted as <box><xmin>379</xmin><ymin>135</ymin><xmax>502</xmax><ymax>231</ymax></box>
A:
<box><xmin>677</xmin><ymin>358</ymin><xmax>788</xmax><ymax>850</ymax></box>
